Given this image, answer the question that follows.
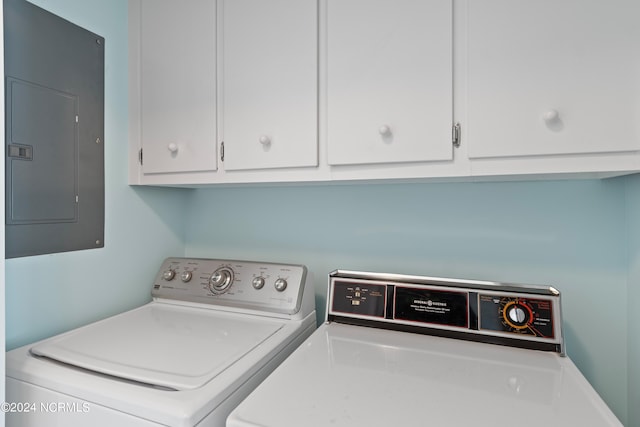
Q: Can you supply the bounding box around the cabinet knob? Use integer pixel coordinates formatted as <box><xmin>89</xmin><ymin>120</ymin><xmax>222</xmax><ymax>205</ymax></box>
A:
<box><xmin>259</xmin><ymin>135</ymin><xmax>271</xmax><ymax>146</ymax></box>
<box><xmin>543</xmin><ymin>109</ymin><xmax>560</xmax><ymax>123</ymax></box>
<box><xmin>167</xmin><ymin>143</ymin><xmax>179</xmax><ymax>153</ymax></box>
<box><xmin>379</xmin><ymin>125</ymin><xmax>392</xmax><ymax>136</ymax></box>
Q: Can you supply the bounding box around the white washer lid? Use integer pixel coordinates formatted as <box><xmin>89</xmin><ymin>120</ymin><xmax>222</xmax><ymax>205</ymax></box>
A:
<box><xmin>30</xmin><ymin>303</ymin><xmax>284</xmax><ymax>391</ymax></box>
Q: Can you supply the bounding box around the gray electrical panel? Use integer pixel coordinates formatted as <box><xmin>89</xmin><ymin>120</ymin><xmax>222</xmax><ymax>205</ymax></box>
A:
<box><xmin>4</xmin><ymin>0</ymin><xmax>105</xmax><ymax>258</ymax></box>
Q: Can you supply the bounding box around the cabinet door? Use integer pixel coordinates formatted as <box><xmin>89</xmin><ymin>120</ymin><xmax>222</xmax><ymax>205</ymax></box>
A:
<box><xmin>466</xmin><ymin>0</ymin><xmax>640</xmax><ymax>159</ymax></box>
<box><xmin>327</xmin><ymin>0</ymin><xmax>453</xmax><ymax>166</ymax></box>
<box><xmin>221</xmin><ymin>0</ymin><xmax>318</xmax><ymax>171</ymax></box>
<box><xmin>140</xmin><ymin>0</ymin><xmax>217</xmax><ymax>174</ymax></box>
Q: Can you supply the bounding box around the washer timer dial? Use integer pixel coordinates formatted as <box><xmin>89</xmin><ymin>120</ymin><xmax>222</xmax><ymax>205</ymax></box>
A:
<box><xmin>209</xmin><ymin>267</ymin><xmax>235</xmax><ymax>295</ymax></box>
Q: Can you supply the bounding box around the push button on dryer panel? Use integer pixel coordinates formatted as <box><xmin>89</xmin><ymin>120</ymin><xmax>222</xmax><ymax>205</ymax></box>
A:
<box><xmin>331</xmin><ymin>281</ymin><xmax>386</xmax><ymax>318</ymax></box>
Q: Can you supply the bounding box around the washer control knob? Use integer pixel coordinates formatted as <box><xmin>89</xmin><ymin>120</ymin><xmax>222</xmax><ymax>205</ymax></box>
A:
<box><xmin>252</xmin><ymin>277</ymin><xmax>266</xmax><ymax>290</ymax></box>
<box><xmin>274</xmin><ymin>278</ymin><xmax>288</xmax><ymax>292</ymax></box>
<box><xmin>180</xmin><ymin>271</ymin><xmax>193</xmax><ymax>283</ymax></box>
<box><xmin>209</xmin><ymin>267</ymin><xmax>234</xmax><ymax>295</ymax></box>
<box><xmin>162</xmin><ymin>269</ymin><xmax>176</xmax><ymax>281</ymax></box>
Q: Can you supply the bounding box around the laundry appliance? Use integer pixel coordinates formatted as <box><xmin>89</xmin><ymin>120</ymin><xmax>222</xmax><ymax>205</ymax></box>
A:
<box><xmin>227</xmin><ymin>269</ymin><xmax>621</xmax><ymax>427</ymax></box>
<box><xmin>6</xmin><ymin>257</ymin><xmax>316</xmax><ymax>426</ymax></box>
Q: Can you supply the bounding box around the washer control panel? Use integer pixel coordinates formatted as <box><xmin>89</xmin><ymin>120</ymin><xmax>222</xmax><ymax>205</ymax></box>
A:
<box><xmin>328</xmin><ymin>270</ymin><xmax>564</xmax><ymax>354</ymax></box>
<box><xmin>152</xmin><ymin>258</ymin><xmax>307</xmax><ymax>315</ymax></box>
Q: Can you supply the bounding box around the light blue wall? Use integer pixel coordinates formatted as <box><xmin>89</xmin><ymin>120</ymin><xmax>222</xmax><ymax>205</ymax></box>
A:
<box><xmin>625</xmin><ymin>175</ymin><xmax>640</xmax><ymax>427</ymax></box>
<box><xmin>185</xmin><ymin>179</ymin><xmax>629</xmax><ymax>424</ymax></box>
<box><xmin>4</xmin><ymin>0</ymin><xmax>187</xmax><ymax>350</ymax></box>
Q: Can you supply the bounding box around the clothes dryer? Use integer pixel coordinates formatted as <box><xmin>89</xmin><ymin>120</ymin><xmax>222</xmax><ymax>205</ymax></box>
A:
<box><xmin>227</xmin><ymin>270</ymin><xmax>621</xmax><ymax>427</ymax></box>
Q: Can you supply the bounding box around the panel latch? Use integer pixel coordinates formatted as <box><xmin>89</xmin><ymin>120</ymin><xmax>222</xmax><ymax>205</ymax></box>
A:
<box><xmin>7</xmin><ymin>144</ymin><xmax>33</xmax><ymax>160</ymax></box>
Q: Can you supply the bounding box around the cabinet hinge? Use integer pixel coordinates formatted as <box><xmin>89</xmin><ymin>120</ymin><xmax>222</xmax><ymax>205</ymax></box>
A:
<box><xmin>138</xmin><ymin>148</ymin><xmax>143</xmax><ymax>165</ymax></box>
<box><xmin>220</xmin><ymin>141</ymin><xmax>225</xmax><ymax>162</ymax></box>
<box><xmin>452</xmin><ymin>123</ymin><xmax>461</xmax><ymax>148</ymax></box>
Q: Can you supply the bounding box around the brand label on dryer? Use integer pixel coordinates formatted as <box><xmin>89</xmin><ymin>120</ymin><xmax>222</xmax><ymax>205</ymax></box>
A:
<box><xmin>394</xmin><ymin>287</ymin><xmax>469</xmax><ymax>328</ymax></box>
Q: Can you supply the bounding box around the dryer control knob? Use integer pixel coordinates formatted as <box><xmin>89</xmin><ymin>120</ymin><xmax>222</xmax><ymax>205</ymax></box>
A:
<box><xmin>180</xmin><ymin>271</ymin><xmax>193</xmax><ymax>283</ymax></box>
<box><xmin>507</xmin><ymin>305</ymin><xmax>527</xmax><ymax>325</ymax></box>
<box><xmin>274</xmin><ymin>278</ymin><xmax>288</xmax><ymax>292</ymax></box>
<box><xmin>504</xmin><ymin>303</ymin><xmax>530</xmax><ymax>328</ymax></box>
<box><xmin>162</xmin><ymin>269</ymin><xmax>176</xmax><ymax>281</ymax></box>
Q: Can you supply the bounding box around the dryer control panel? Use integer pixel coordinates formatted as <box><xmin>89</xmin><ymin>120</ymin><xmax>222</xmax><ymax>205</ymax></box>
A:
<box><xmin>327</xmin><ymin>270</ymin><xmax>564</xmax><ymax>354</ymax></box>
<box><xmin>152</xmin><ymin>258</ymin><xmax>307</xmax><ymax>315</ymax></box>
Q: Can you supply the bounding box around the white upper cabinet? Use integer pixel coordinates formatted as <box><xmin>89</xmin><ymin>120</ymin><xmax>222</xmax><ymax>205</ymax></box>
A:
<box><xmin>129</xmin><ymin>0</ymin><xmax>640</xmax><ymax>186</ymax></box>
<box><xmin>138</xmin><ymin>0</ymin><xmax>217</xmax><ymax>174</ymax></box>
<box><xmin>326</xmin><ymin>0</ymin><xmax>453</xmax><ymax>166</ymax></box>
<box><xmin>220</xmin><ymin>0</ymin><xmax>318</xmax><ymax>171</ymax></box>
<box><xmin>466</xmin><ymin>0</ymin><xmax>640</xmax><ymax>159</ymax></box>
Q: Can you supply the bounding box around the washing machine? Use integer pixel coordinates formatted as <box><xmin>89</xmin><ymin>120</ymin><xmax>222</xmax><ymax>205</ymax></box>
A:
<box><xmin>5</xmin><ymin>257</ymin><xmax>316</xmax><ymax>427</ymax></box>
<box><xmin>227</xmin><ymin>269</ymin><xmax>622</xmax><ymax>427</ymax></box>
